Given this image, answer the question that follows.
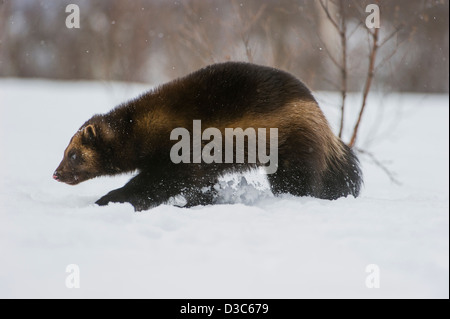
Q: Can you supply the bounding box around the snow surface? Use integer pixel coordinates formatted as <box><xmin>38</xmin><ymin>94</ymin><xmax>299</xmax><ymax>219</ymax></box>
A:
<box><xmin>0</xmin><ymin>79</ymin><xmax>448</xmax><ymax>298</ymax></box>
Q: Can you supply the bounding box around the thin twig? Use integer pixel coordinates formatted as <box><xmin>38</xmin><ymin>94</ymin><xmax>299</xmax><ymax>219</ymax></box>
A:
<box><xmin>347</xmin><ymin>20</ymin><xmax>363</xmax><ymax>39</ymax></box>
<box><xmin>320</xmin><ymin>76</ymin><xmax>341</xmax><ymax>90</ymax></box>
<box><xmin>231</xmin><ymin>0</ymin><xmax>267</xmax><ymax>63</ymax></box>
<box><xmin>317</xmin><ymin>0</ymin><xmax>347</xmax><ymax>138</ymax></box>
<box><xmin>318</xmin><ymin>0</ymin><xmax>340</xmax><ymax>32</ymax></box>
<box><xmin>349</xmin><ymin>25</ymin><xmax>379</xmax><ymax>147</ymax></box>
<box><xmin>338</xmin><ymin>0</ymin><xmax>347</xmax><ymax>138</ymax></box>
<box><xmin>355</xmin><ymin>148</ymin><xmax>402</xmax><ymax>185</ymax></box>
<box><xmin>374</xmin><ymin>34</ymin><xmax>409</xmax><ymax>72</ymax></box>
<box><xmin>316</xmin><ymin>34</ymin><xmax>342</xmax><ymax>70</ymax></box>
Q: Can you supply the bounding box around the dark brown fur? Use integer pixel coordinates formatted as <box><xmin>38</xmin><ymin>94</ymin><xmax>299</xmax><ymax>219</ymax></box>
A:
<box><xmin>54</xmin><ymin>62</ymin><xmax>362</xmax><ymax>211</ymax></box>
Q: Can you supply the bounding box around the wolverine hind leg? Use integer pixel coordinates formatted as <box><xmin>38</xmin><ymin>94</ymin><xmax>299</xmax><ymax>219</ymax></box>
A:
<box><xmin>266</xmin><ymin>160</ymin><xmax>322</xmax><ymax>198</ymax></box>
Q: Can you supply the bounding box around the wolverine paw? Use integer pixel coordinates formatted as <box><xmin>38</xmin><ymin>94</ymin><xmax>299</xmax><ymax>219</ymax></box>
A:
<box><xmin>95</xmin><ymin>190</ymin><xmax>127</xmax><ymax>206</ymax></box>
<box><xmin>95</xmin><ymin>191</ymin><xmax>153</xmax><ymax>211</ymax></box>
<box><xmin>95</xmin><ymin>196</ymin><xmax>112</xmax><ymax>206</ymax></box>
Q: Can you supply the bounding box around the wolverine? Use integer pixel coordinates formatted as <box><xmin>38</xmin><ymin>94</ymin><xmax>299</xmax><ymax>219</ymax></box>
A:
<box><xmin>53</xmin><ymin>62</ymin><xmax>362</xmax><ymax>211</ymax></box>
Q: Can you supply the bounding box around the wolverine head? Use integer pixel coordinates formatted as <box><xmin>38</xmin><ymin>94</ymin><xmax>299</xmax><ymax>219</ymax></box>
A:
<box><xmin>53</xmin><ymin>122</ymin><xmax>109</xmax><ymax>185</ymax></box>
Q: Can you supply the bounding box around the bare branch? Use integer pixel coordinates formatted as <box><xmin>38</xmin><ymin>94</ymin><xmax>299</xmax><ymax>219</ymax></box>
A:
<box><xmin>355</xmin><ymin>148</ymin><xmax>402</xmax><ymax>185</ymax></box>
<box><xmin>316</xmin><ymin>34</ymin><xmax>342</xmax><ymax>70</ymax></box>
<box><xmin>347</xmin><ymin>20</ymin><xmax>363</xmax><ymax>39</ymax></box>
<box><xmin>374</xmin><ymin>35</ymin><xmax>409</xmax><ymax>72</ymax></box>
<box><xmin>178</xmin><ymin>1</ymin><xmax>216</xmax><ymax>64</ymax></box>
<box><xmin>319</xmin><ymin>76</ymin><xmax>341</xmax><ymax>90</ymax></box>
<box><xmin>317</xmin><ymin>0</ymin><xmax>348</xmax><ymax>138</ymax></box>
<box><xmin>378</xmin><ymin>24</ymin><xmax>405</xmax><ymax>48</ymax></box>
<box><xmin>349</xmin><ymin>26</ymin><xmax>379</xmax><ymax>147</ymax></box>
<box><xmin>318</xmin><ymin>0</ymin><xmax>340</xmax><ymax>32</ymax></box>
<box><xmin>337</xmin><ymin>0</ymin><xmax>347</xmax><ymax>138</ymax></box>
<box><xmin>231</xmin><ymin>0</ymin><xmax>267</xmax><ymax>63</ymax></box>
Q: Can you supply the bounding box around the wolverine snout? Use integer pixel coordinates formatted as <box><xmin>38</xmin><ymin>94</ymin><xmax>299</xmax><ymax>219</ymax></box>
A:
<box><xmin>53</xmin><ymin>162</ymin><xmax>88</xmax><ymax>185</ymax></box>
<box><xmin>52</xmin><ymin>169</ymin><xmax>81</xmax><ymax>185</ymax></box>
<box><xmin>53</xmin><ymin>171</ymin><xmax>61</xmax><ymax>181</ymax></box>
<box><xmin>53</xmin><ymin>163</ymin><xmax>77</xmax><ymax>185</ymax></box>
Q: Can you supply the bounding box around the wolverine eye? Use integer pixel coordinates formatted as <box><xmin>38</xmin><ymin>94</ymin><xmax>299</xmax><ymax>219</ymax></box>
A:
<box><xmin>70</xmin><ymin>153</ymin><xmax>77</xmax><ymax>161</ymax></box>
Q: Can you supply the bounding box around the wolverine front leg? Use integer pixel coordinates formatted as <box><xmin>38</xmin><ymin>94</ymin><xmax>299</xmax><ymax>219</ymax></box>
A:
<box><xmin>95</xmin><ymin>165</ymin><xmax>221</xmax><ymax>211</ymax></box>
<box><xmin>95</xmin><ymin>171</ymin><xmax>180</xmax><ymax>211</ymax></box>
<box><xmin>95</xmin><ymin>187</ymin><xmax>133</xmax><ymax>206</ymax></box>
<box><xmin>95</xmin><ymin>187</ymin><xmax>169</xmax><ymax>211</ymax></box>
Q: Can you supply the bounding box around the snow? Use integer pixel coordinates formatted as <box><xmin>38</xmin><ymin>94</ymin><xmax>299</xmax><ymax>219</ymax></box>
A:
<box><xmin>0</xmin><ymin>79</ymin><xmax>448</xmax><ymax>298</ymax></box>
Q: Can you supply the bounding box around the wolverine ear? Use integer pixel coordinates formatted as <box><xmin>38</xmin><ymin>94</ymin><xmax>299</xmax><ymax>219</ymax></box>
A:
<box><xmin>82</xmin><ymin>124</ymin><xmax>97</xmax><ymax>140</ymax></box>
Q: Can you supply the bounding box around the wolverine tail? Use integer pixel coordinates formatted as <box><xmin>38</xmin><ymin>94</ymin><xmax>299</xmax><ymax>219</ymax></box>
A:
<box><xmin>320</xmin><ymin>137</ymin><xmax>363</xmax><ymax>199</ymax></box>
